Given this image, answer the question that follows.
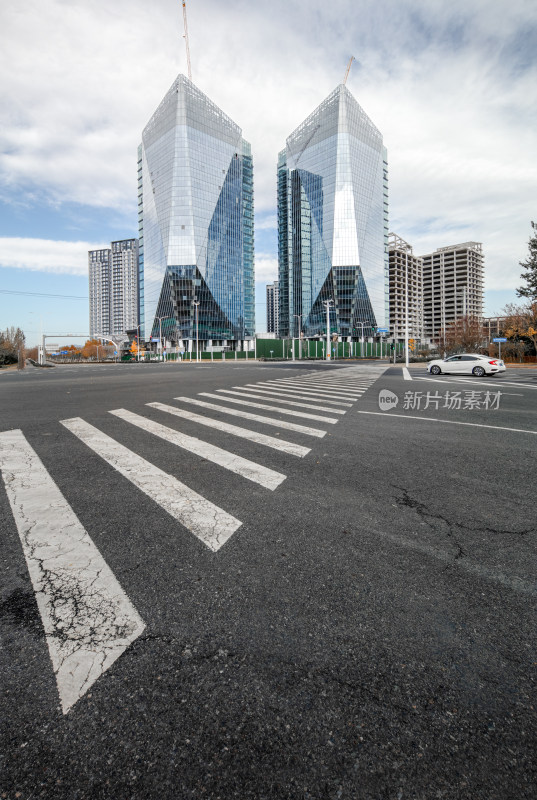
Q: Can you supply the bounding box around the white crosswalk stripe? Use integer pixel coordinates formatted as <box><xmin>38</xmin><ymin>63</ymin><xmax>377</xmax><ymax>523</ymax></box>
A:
<box><xmin>228</xmin><ymin>388</ymin><xmax>346</xmax><ymax>414</ymax></box>
<box><xmin>147</xmin><ymin>401</ymin><xmax>311</xmax><ymax>458</ymax></box>
<box><xmin>213</xmin><ymin>390</ymin><xmax>339</xmax><ymax>423</ymax></box>
<box><xmin>0</xmin><ymin>428</ymin><xmax>146</xmax><ymax>714</ymax></box>
<box><xmin>240</xmin><ymin>385</ymin><xmax>353</xmax><ymax>407</ymax></box>
<box><xmin>177</xmin><ymin>395</ymin><xmax>327</xmax><ymax>437</ymax></box>
<box><xmin>109</xmin><ymin>408</ymin><xmax>286</xmax><ymax>491</ymax></box>
<box><xmin>61</xmin><ymin>417</ymin><xmax>242</xmax><ymax>550</ymax></box>
<box><xmin>253</xmin><ymin>382</ymin><xmax>360</xmax><ymax>400</ymax></box>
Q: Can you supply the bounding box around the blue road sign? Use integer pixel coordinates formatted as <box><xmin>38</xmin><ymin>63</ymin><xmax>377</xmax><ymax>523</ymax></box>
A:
<box><xmin>493</xmin><ymin>337</ymin><xmax>507</xmax><ymax>342</ymax></box>
<box><xmin>377</xmin><ymin>328</ymin><xmax>389</xmax><ymax>333</ymax></box>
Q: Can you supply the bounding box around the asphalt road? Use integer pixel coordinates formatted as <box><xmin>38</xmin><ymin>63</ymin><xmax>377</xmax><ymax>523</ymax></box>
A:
<box><xmin>1</xmin><ymin>360</ymin><xmax>536</xmax><ymax>799</ymax></box>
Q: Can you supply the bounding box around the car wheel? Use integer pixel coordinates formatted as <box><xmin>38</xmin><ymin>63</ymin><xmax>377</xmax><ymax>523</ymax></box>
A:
<box><xmin>472</xmin><ymin>366</ymin><xmax>486</xmax><ymax>377</ymax></box>
<box><xmin>430</xmin><ymin>365</ymin><xmax>441</xmax><ymax>375</ymax></box>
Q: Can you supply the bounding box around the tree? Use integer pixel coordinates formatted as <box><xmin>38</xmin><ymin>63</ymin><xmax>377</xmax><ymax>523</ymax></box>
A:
<box><xmin>517</xmin><ymin>221</ymin><xmax>537</xmax><ymax>301</ymax></box>
<box><xmin>0</xmin><ymin>327</ymin><xmax>25</xmax><ymax>366</ymax></box>
<box><xmin>440</xmin><ymin>316</ymin><xmax>485</xmax><ymax>354</ymax></box>
<box><xmin>502</xmin><ymin>301</ymin><xmax>537</xmax><ymax>357</ymax></box>
<box><xmin>130</xmin><ymin>340</ymin><xmax>138</xmax><ymax>356</ymax></box>
<box><xmin>81</xmin><ymin>338</ymin><xmax>102</xmax><ymax>359</ymax></box>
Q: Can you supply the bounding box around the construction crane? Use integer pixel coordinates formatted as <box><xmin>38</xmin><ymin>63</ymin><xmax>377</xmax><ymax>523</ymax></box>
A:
<box><xmin>343</xmin><ymin>56</ymin><xmax>355</xmax><ymax>85</ymax></box>
<box><xmin>182</xmin><ymin>0</ymin><xmax>192</xmax><ymax>81</ymax></box>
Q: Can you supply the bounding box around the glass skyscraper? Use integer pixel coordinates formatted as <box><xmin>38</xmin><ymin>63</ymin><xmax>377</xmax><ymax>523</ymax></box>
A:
<box><xmin>277</xmin><ymin>84</ymin><xmax>388</xmax><ymax>339</ymax></box>
<box><xmin>138</xmin><ymin>75</ymin><xmax>254</xmax><ymax>349</ymax></box>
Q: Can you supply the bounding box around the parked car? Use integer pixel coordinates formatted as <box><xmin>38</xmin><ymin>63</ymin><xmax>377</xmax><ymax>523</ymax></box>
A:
<box><xmin>427</xmin><ymin>354</ymin><xmax>506</xmax><ymax>377</ymax></box>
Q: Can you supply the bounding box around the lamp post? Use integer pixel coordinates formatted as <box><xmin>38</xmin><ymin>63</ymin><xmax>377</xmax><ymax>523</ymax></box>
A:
<box><xmin>354</xmin><ymin>321</ymin><xmax>366</xmax><ymax>357</ymax></box>
<box><xmin>322</xmin><ymin>300</ymin><xmax>333</xmax><ymax>361</ymax></box>
<box><xmin>192</xmin><ymin>300</ymin><xmax>200</xmax><ymax>362</ymax></box>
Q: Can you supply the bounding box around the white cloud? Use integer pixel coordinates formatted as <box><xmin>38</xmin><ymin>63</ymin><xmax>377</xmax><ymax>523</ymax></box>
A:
<box><xmin>255</xmin><ymin>256</ymin><xmax>278</xmax><ymax>284</ymax></box>
<box><xmin>0</xmin><ymin>0</ymin><xmax>536</xmax><ymax>310</ymax></box>
<box><xmin>0</xmin><ymin>238</ymin><xmax>108</xmax><ymax>275</ymax></box>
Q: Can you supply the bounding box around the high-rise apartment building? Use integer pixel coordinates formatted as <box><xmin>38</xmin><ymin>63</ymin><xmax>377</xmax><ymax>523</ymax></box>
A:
<box><xmin>277</xmin><ymin>84</ymin><xmax>388</xmax><ymax>339</ymax></box>
<box><xmin>89</xmin><ymin>239</ymin><xmax>139</xmax><ymax>339</ymax></box>
<box><xmin>266</xmin><ymin>281</ymin><xmax>279</xmax><ymax>335</ymax></box>
<box><xmin>388</xmin><ymin>233</ymin><xmax>423</xmax><ymax>341</ymax></box>
<box><xmin>421</xmin><ymin>242</ymin><xmax>484</xmax><ymax>340</ymax></box>
<box><xmin>138</xmin><ymin>75</ymin><xmax>254</xmax><ymax>350</ymax></box>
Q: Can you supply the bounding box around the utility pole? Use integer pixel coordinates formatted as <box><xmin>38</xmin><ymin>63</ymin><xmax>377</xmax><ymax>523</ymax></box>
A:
<box><xmin>323</xmin><ymin>300</ymin><xmax>333</xmax><ymax>361</ymax></box>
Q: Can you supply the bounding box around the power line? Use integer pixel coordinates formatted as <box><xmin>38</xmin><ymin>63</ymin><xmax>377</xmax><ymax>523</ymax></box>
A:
<box><xmin>0</xmin><ymin>289</ymin><xmax>88</xmax><ymax>300</ymax></box>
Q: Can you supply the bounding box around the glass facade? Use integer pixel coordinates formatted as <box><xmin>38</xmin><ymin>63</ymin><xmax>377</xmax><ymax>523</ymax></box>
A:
<box><xmin>278</xmin><ymin>84</ymin><xmax>388</xmax><ymax>339</ymax></box>
<box><xmin>139</xmin><ymin>75</ymin><xmax>254</xmax><ymax>347</ymax></box>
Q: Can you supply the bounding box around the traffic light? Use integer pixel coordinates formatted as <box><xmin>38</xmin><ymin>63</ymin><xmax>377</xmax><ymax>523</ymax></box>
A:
<box><xmin>390</xmin><ymin>343</ymin><xmax>395</xmax><ymax>351</ymax></box>
<box><xmin>371</xmin><ymin>325</ymin><xmax>377</xmax><ymax>334</ymax></box>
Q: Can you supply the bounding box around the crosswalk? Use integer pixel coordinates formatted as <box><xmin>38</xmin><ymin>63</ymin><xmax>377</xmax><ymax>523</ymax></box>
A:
<box><xmin>0</xmin><ymin>365</ymin><xmax>385</xmax><ymax>713</ymax></box>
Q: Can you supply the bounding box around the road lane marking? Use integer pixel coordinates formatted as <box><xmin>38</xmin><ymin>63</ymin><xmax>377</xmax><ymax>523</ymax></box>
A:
<box><xmin>413</xmin><ymin>375</ymin><xmax>537</xmax><ymax>390</ymax></box>
<box><xmin>213</xmin><ymin>391</ymin><xmax>339</xmax><ymax>423</ymax></box>
<box><xmin>147</xmin><ymin>402</ymin><xmax>310</xmax><ymax>458</ymax></box>
<box><xmin>402</xmin><ymin>368</ymin><xmax>412</xmax><ymax>381</ymax></box>
<box><xmin>0</xmin><ymin>429</ymin><xmax>145</xmax><ymax>714</ymax></box>
<box><xmin>61</xmin><ymin>417</ymin><xmax>241</xmax><ymax>551</ymax></box>
<box><xmin>110</xmin><ymin>409</ymin><xmax>286</xmax><ymax>491</ymax></box>
<box><xmin>356</xmin><ymin>410</ymin><xmax>537</xmax><ymax>435</ymax></box>
<box><xmin>177</xmin><ymin>396</ymin><xmax>327</xmax><ymax>438</ymax></box>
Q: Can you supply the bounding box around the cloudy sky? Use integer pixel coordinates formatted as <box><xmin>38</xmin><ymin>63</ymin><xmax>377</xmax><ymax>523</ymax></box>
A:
<box><xmin>1</xmin><ymin>0</ymin><xmax>536</xmax><ymax>344</ymax></box>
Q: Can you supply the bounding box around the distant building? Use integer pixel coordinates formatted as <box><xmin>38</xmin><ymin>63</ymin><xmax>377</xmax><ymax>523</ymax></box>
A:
<box><xmin>421</xmin><ymin>242</ymin><xmax>484</xmax><ymax>340</ymax></box>
<box><xmin>266</xmin><ymin>281</ymin><xmax>279</xmax><ymax>335</ymax></box>
<box><xmin>388</xmin><ymin>233</ymin><xmax>424</xmax><ymax>342</ymax></box>
<box><xmin>89</xmin><ymin>239</ymin><xmax>139</xmax><ymax>339</ymax></box>
<box><xmin>138</xmin><ymin>74</ymin><xmax>254</xmax><ymax>351</ymax></box>
<box><xmin>277</xmin><ymin>83</ymin><xmax>388</xmax><ymax>339</ymax></box>
<box><xmin>483</xmin><ymin>316</ymin><xmax>508</xmax><ymax>339</ymax></box>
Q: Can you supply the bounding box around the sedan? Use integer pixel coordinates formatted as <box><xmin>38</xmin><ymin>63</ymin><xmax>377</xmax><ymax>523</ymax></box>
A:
<box><xmin>427</xmin><ymin>354</ymin><xmax>506</xmax><ymax>377</ymax></box>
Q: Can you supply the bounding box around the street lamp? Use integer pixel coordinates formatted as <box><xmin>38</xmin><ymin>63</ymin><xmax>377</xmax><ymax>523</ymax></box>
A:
<box><xmin>156</xmin><ymin>316</ymin><xmax>173</xmax><ymax>362</ymax></box>
<box><xmin>354</xmin><ymin>321</ymin><xmax>366</xmax><ymax>358</ymax></box>
<box><xmin>192</xmin><ymin>299</ymin><xmax>200</xmax><ymax>362</ymax></box>
<box><xmin>322</xmin><ymin>300</ymin><xmax>333</xmax><ymax>362</ymax></box>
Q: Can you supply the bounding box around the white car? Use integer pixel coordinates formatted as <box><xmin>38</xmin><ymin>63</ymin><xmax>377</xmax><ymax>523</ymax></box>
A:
<box><xmin>427</xmin><ymin>354</ymin><xmax>506</xmax><ymax>377</ymax></box>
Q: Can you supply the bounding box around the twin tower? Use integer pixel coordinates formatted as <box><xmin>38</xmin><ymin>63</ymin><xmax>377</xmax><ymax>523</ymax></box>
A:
<box><xmin>138</xmin><ymin>74</ymin><xmax>388</xmax><ymax>349</ymax></box>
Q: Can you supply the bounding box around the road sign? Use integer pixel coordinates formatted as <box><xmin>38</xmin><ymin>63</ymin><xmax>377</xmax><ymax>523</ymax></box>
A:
<box><xmin>493</xmin><ymin>337</ymin><xmax>507</xmax><ymax>342</ymax></box>
<box><xmin>377</xmin><ymin>328</ymin><xmax>389</xmax><ymax>334</ymax></box>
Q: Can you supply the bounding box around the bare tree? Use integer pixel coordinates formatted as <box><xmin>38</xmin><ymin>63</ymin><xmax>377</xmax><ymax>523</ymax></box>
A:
<box><xmin>439</xmin><ymin>316</ymin><xmax>485</xmax><ymax>355</ymax></box>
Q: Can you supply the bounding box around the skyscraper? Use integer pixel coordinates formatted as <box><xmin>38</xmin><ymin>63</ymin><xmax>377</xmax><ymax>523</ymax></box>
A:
<box><xmin>421</xmin><ymin>242</ymin><xmax>484</xmax><ymax>340</ymax></box>
<box><xmin>277</xmin><ymin>84</ymin><xmax>388</xmax><ymax>339</ymax></box>
<box><xmin>89</xmin><ymin>239</ymin><xmax>139</xmax><ymax>339</ymax></box>
<box><xmin>266</xmin><ymin>281</ymin><xmax>279</xmax><ymax>335</ymax></box>
<box><xmin>138</xmin><ymin>75</ymin><xmax>254</xmax><ymax>350</ymax></box>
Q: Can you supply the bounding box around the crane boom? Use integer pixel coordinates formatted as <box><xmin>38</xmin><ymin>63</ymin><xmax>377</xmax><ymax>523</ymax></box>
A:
<box><xmin>343</xmin><ymin>55</ymin><xmax>355</xmax><ymax>85</ymax></box>
<box><xmin>182</xmin><ymin>0</ymin><xmax>192</xmax><ymax>81</ymax></box>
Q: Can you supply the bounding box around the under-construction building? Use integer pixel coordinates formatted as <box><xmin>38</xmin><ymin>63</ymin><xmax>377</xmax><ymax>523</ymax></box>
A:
<box><xmin>388</xmin><ymin>233</ymin><xmax>423</xmax><ymax>342</ymax></box>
